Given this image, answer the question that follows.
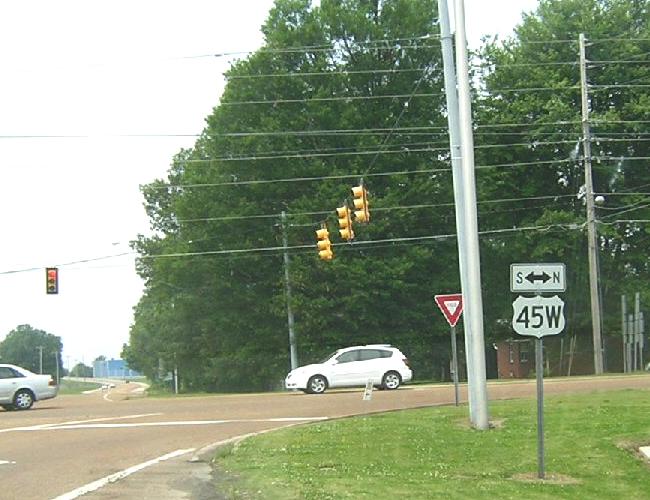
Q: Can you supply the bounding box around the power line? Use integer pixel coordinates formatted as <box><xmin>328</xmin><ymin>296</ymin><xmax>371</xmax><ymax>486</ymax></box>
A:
<box><xmin>218</xmin><ymin>92</ymin><xmax>442</xmax><ymax>106</ymax></box>
<box><xmin>0</xmin><ymin>133</ymin><xmax>201</xmax><ymax>140</ymax></box>
<box><xmin>139</xmin><ymin>223</ymin><xmax>583</xmax><ymax>260</ymax></box>
<box><xmin>228</xmin><ymin>60</ymin><xmax>582</xmax><ymax>80</ymax></box>
<box><xmin>594</xmin><ymin>156</ymin><xmax>650</xmax><ymax>161</ymax></box>
<box><xmin>0</xmin><ymin>219</ymin><xmax>584</xmax><ymax>275</ymax></box>
<box><xmin>227</xmin><ymin>68</ymin><xmax>426</xmax><ymax>80</ymax></box>
<box><xmin>219</xmin><ymin>85</ymin><xmax>583</xmax><ymax>107</ymax></box>
<box><xmin>590</xmin><ymin>37</ymin><xmax>650</xmax><ymax>43</ymax></box>
<box><xmin>151</xmin><ymin>158</ymin><xmax>575</xmax><ymax>191</ymax></box>
<box><xmin>214</xmin><ymin>37</ymin><xmax>443</xmax><ymax>58</ymax></box>
<box><xmin>0</xmin><ymin>121</ymin><xmax>586</xmax><ymax>141</ymax></box>
<box><xmin>600</xmin><ymin>219</ymin><xmax>650</xmax><ymax>225</ymax></box>
<box><xmin>474</xmin><ymin>61</ymin><xmax>578</xmax><ymax>69</ymax></box>
<box><xmin>0</xmin><ymin>252</ymin><xmax>134</xmax><ymax>276</ymax></box>
<box><xmin>599</xmin><ymin>203</ymin><xmax>650</xmax><ymax>220</ymax></box>
<box><xmin>590</xmin><ymin>84</ymin><xmax>650</xmax><ymax>90</ymax></box>
<box><xmin>174</xmin><ymin>194</ymin><xmax>577</xmax><ymax>224</ymax></box>
<box><xmin>173</xmin><ymin>139</ymin><xmax>579</xmax><ymax>165</ymax></box>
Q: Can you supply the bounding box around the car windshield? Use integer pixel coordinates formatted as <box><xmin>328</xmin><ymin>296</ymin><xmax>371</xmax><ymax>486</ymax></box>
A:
<box><xmin>319</xmin><ymin>351</ymin><xmax>339</xmax><ymax>364</ymax></box>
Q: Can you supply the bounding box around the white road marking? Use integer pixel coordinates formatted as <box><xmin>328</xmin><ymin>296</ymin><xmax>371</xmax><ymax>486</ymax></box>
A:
<box><xmin>7</xmin><ymin>416</ymin><xmax>329</xmax><ymax>432</ymax></box>
<box><xmin>0</xmin><ymin>413</ymin><xmax>163</xmax><ymax>434</ymax></box>
<box><xmin>0</xmin><ymin>460</ymin><xmax>16</xmax><ymax>465</ymax></box>
<box><xmin>51</xmin><ymin>448</ymin><xmax>195</xmax><ymax>500</ymax></box>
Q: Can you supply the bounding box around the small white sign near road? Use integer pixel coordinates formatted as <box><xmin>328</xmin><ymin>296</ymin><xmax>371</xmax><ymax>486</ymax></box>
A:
<box><xmin>510</xmin><ymin>263</ymin><xmax>566</xmax><ymax>293</ymax></box>
<box><xmin>512</xmin><ymin>295</ymin><xmax>566</xmax><ymax>338</ymax></box>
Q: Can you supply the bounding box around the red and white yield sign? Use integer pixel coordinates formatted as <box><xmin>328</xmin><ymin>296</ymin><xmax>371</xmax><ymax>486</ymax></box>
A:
<box><xmin>435</xmin><ymin>294</ymin><xmax>464</xmax><ymax>327</ymax></box>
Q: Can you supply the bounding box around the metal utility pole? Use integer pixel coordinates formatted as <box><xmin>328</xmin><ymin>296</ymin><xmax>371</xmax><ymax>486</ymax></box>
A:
<box><xmin>622</xmin><ymin>295</ymin><xmax>628</xmax><ymax>372</ymax></box>
<box><xmin>37</xmin><ymin>346</ymin><xmax>44</xmax><ymax>374</ymax></box>
<box><xmin>54</xmin><ymin>353</ymin><xmax>60</xmax><ymax>384</ymax></box>
<box><xmin>281</xmin><ymin>211</ymin><xmax>298</xmax><ymax>370</ymax></box>
<box><xmin>452</xmin><ymin>0</ymin><xmax>490</xmax><ymax>430</ymax></box>
<box><xmin>634</xmin><ymin>292</ymin><xmax>644</xmax><ymax>371</ymax></box>
<box><xmin>438</xmin><ymin>0</ymin><xmax>476</xmax><ymax>423</ymax></box>
<box><xmin>579</xmin><ymin>33</ymin><xmax>604</xmax><ymax>375</ymax></box>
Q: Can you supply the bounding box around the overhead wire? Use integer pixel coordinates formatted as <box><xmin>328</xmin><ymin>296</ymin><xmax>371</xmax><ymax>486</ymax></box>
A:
<box><xmin>151</xmin><ymin>158</ymin><xmax>576</xmax><ymax>191</ymax></box>
<box><xmin>174</xmin><ymin>194</ymin><xmax>577</xmax><ymax>224</ymax></box>
<box><xmin>169</xmin><ymin>139</ymin><xmax>580</xmax><ymax>165</ymax></box>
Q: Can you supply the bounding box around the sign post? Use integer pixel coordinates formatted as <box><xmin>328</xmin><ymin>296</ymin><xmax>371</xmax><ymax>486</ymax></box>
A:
<box><xmin>511</xmin><ymin>264</ymin><xmax>566</xmax><ymax>480</ymax></box>
<box><xmin>535</xmin><ymin>337</ymin><xmax>545</xmax><ymax>479</ymax></box>
<box><xmin>435</xmin><ymin>294</ymin><xmax>463</xmax><ymax>406</ymax></box>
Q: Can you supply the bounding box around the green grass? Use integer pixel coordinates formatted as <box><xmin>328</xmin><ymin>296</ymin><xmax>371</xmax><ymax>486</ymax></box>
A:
<box><xmin>58</xmin><ymin>379</ymin><xmax>103</xmax><ymax>395</ymax></box>
<box><xmin>213</xmin><ymin>389</ymin><xmax>650</xmax><ymax>499</ymax></box>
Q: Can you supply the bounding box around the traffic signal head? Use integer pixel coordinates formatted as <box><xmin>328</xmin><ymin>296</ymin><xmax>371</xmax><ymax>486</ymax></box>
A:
<box><xmin>315</xmin><ymin>226</ymin><xmax>333</xmax><ymax>260</ymax></box>
<box><xmin>336</xmin><ymin>205</ymin><xmax>354</xmax><ymax>241</ymax></box>
<box><xmin>352</xmin><ymin>184</ymin><xmax>370</xmax><ymax>223</ymax></box>
<box><xmin>46</xmin><ymin>267</ymin><xmax>59</xmax><ymax>294</ymax></box>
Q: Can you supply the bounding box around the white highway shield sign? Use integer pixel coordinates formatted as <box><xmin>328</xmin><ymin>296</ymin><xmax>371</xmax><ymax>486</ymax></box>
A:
<box><xmin>512</xmin><ymin>295</ymin><xmax>566</xmax><ymax>338</ymax></box>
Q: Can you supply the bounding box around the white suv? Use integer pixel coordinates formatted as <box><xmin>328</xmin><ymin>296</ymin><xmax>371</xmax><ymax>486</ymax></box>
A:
<box><xmin>285</xmin><ymin>345</ymin><xmax>412</xmax><ymax>394</ymax></box>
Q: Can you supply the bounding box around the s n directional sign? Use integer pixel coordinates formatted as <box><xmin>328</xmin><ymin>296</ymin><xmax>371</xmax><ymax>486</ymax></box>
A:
<box><xmin>512</xmin><ymin>295</ymin><xmax>566</xmax><ymax>338</ymax></box>
<box><xmin>510</xmin><ymin>263</ymin><xmax>565</xmax><ymax>293</ymax></box>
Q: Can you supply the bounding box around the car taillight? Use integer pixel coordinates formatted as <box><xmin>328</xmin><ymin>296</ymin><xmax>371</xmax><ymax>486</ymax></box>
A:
<box><xmin>402</xmin><ymin>357</ymin><xmax>410</xmax><ymax>368</ymax></box>
<box><xmin>49</xmin><ymin>378</ymin><xmax>56</xmax><ymax>386</ymax></box>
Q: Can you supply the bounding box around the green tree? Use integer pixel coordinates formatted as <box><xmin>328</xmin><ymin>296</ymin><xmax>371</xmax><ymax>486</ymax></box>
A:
<box><xmin>127</xmin><ymin>0</ymin><xmax>460</xmax><ymax>391</ymax></box>
<box><xmin>475</xmin><ymin>0</ymin><xmax>650</xmax><ymax>370</ymax></box>
<box><xmin>0</xmin><ymin>324</ymin><xmax>63</xmax><ymax>377</ymax></box>
<box><xmin>70</xmin><ymin>363</ymin><xmax>93</xmax><ymax>378</ymax></box>
<box><xmin>125</xmin><ymin>0</ymin><xmax>650</xmax><ymax>389</ymax></box>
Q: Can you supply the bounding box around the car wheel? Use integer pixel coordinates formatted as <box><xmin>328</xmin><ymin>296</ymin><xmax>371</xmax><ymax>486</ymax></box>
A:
<box><xmin>382</xmin><ymin>371</ymin><xmax>401</xmax><ymax>390</ymax></box>
<box><xmin>13</xmin><ymin>389</ymin><xmax>34</xmax><ymax>410</ymax></box>
<box><xmin>306</xmin><ymin>375</ymin><xmax>327</xmax><ymax>394</ymax></box>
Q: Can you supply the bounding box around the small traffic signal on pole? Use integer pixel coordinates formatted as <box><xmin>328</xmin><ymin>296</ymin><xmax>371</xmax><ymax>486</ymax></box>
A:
<box><xmin>352</xmin><ymin>183</ymin><xmax>370</xmax><ymax>223</ymax></box>
<box><xmin>336</xmin><ymin>204</ymin><xmax>354</xmax><ymax>241</ymax></box>
<box><xmin>316</xmin><ymin>225</ymin><xmax>333</xmax><ymax>260</ymax></box>
<box><xmin>46</xmin><ymin>267</ymin><xmax>59</xmax><ymax>294</ymax></box>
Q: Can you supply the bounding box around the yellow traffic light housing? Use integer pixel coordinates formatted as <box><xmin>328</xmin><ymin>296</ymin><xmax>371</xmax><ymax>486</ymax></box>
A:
<box><xmin>352</xmin><ymin>184</ymin><xmax>370</xmax><ymax>223</ymax></box>
<box><xmin>316</xmin><ymin>226</ymin><xmax>333</xmax><ymax>260</ymax></box>
<box><xmin>336</xmin><ymin>205</ymin><xmax>354</xmax><ymax>241</ymax></box>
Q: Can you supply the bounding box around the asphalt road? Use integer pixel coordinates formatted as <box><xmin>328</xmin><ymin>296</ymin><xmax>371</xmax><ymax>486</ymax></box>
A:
<box><xmin>1</xmin><ymin>374</ymin><xmax>649</xmax><ymax>499</ymax></box>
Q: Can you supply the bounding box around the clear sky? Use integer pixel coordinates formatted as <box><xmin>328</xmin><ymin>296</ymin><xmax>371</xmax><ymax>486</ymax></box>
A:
<box><xmin>0</xmin><ymin>0</ymin><xmax>539</xmax><ymax>371</ymax></box>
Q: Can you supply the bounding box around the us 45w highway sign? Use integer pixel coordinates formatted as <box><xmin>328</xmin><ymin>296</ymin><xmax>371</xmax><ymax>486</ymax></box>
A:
<box><xmin>512</xmin><ymin>295</ymin><xmax>566</xmax><ymax>338</ymax></box>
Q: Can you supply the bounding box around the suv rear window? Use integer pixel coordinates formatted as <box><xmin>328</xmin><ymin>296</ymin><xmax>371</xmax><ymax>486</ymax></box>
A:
<box><xmin>359</xmin><ymin>349</ymin><xmax>393</xmax><ymax>361</ymax></box>
<box><xmin>336</xmin><ymin>350</ymin><xmax>360</xmax><ymax>363</ymax></box>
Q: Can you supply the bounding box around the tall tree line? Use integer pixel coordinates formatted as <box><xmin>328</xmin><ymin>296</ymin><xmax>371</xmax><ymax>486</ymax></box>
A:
<box><xmin>124</xmin><ymin>0</ymin><xmax>650</xmax><ymax>391</ymax></box>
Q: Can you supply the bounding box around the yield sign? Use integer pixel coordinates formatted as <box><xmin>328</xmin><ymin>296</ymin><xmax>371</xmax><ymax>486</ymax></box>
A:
<box><xmin>435</xmin><ymin>294</ymin><xmax>464</xmax><ymax>327</ymax></box>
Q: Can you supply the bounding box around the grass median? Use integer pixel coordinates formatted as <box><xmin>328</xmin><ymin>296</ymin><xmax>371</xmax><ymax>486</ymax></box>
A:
<box><xmin>58</xmin><ymin>379</ymin><xmax>103</xmax><ymax>395</ymax></box>
<box><xmin>213</xmin><ymin>388</ymin><xmax>650</xmax><ymax>499</ymax></box>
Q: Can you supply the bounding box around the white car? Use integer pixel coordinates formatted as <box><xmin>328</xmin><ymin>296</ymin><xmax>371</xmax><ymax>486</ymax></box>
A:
<box><xmin>0</xmin><ymin>364</ymin><xmax>58</xmax><ymax>411</ymax></box>
<box><xmin>285</xmin><ymin>345</ymin><xmax>413</xmax><ymax>394</ymax></box>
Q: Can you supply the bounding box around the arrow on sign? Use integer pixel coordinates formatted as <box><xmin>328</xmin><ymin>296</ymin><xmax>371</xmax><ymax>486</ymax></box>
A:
<box><xmin>525</xmin><ymin>271</ymin><xmax>551</xmax><ymax>284</ymax></box>
<box><xmin>435</xmin><ymin>294</ymin><xmax>463</xmax><ymax>327</ymax></box>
